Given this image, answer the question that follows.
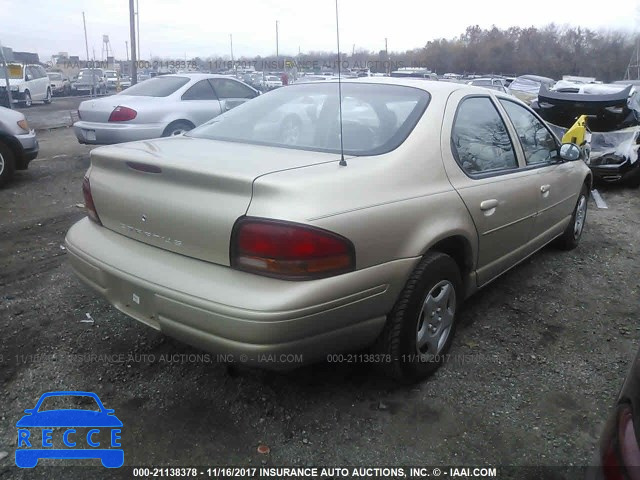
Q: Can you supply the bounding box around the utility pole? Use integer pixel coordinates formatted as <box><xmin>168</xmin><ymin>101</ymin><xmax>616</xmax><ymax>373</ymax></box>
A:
<box><xmin>385</xmin><ymin>37</ymin><xmax>389</xmax><ymax>75</ymax></box>
<box><xmin>276</xmin><ymin>20</ymin><xmax>279</xmax><ymax>67</ymax></box>
<box><xmin>0</xmin><ymin>41</ymin><xmax>14</xmax><ymax>108</ymax></box>
<box><xmin>82</xmin><ymin>12</ymin><xmax>96</xmax><ymax>97</ymax></box>
<box><xmin>129</xmin><ymin>0</ymin><xmax>137</xmax><ymax>85</ymax></box>
<box><xmin>136</xmin><ymin>0</ymin><xmax>141</xmax><ymax>61</ymax></box>
<box><xmin>125</xmin><ymin>41</ymin><xmax>129</xmax><ymax>62</ymax></box>
<box><xmin>230</xmin><ymin>33</ymin><xmax>234</xmax><ymax>72</ymax></box>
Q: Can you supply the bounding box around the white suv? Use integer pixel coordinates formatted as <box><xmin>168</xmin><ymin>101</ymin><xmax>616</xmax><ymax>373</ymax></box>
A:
<box><xmin>0</xmin><ymin>64</ymin><xmax>52</xmax><ymax>107</ymax></box>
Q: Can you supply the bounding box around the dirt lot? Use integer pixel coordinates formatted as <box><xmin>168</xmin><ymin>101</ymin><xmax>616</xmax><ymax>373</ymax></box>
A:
<box><xmin>0</xmin><ymin>128</ymin><xmax>639</xmax><ymax>479</ymax></box>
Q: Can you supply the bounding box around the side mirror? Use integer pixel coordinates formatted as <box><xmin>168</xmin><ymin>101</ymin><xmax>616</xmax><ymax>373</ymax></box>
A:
<box><xmin>558</xmin><ymin>143</ymin><xmax>581</xmax><ymax>161</ymax></box>
<box><xmin>24</xmin><ymin>408</ymin><xmax>35</xmax><ymax>414</ymax></box>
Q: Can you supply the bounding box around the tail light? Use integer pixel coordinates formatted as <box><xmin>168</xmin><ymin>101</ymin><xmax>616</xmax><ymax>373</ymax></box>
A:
<box><xmin>82</xmin><ymin>175</ymin><xmax>102</xmax><ymax>225</ymax></box>
<box><xmin>230</xmin><ymin>217</ymin><xmax>355</xmax><ymax>280</ymax></box>
<box><xmin>108</xmin><ymin>106</ymin><xmax>137</xmax><ymax>122</ymax></box>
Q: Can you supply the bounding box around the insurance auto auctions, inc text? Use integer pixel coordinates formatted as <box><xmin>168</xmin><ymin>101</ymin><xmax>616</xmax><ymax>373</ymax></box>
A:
<box><xmin>223</xmin><ymin>466</ymin><xmax>498</xmax><ymax>478</ymax></box>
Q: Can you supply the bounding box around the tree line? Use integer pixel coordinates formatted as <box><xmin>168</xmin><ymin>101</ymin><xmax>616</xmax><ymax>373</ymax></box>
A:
<box><xmin>215</xmin><ymin>24</ymin><xmax>636</xmax><ymax>81</ymax></box>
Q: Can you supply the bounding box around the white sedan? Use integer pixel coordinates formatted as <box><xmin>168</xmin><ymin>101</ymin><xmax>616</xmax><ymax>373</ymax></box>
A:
<box><xmin>73</xmin><ymin>73</ymin><xmax>259</xmax><ymax>145</ymax></box>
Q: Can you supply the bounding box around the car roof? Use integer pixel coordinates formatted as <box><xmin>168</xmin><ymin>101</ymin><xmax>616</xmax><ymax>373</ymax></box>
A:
<box><xmin>317</xmin><ymin>76</ymin><xmax>486</xmax><ymax>96</ymax></box>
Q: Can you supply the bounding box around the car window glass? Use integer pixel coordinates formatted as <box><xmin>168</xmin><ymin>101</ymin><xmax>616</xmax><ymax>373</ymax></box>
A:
<box><xmin>26</xmin><ymin>66</ymin><xmax>36</xmax><ymax>80</ymax></box>
<box><xmin>37</xmin><ymin>66</ymin><xmax>47</xmax><ymax>78</ymax></box>
<box><xmin>188</xmin><ymin>82</ymin><xmax>430</xmax><ymax>156</ymax></box>
<box><xmin>451</xmin><ymin>96</ymin><xmax>518</xmax><ymax>175</ymax></box>
<box><xmin>211</xmin><ymin>79</ymin><xmax>255</xmax><ymax>99</ymax></box>
<box><xmin>499</xmin><ymin>99</ymin><xmax>558</xmax><ymax>165</ymax></box>
<box><xmin>182</xmin><ymin>80</ymin><xmax>217</xmax><ymax>100</ymax></box>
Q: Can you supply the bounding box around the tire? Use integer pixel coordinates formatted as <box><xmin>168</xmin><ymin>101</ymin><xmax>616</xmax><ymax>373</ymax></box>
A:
<box><xmin>375</xmin><ymin>251</ymin><xmax>462</xmax><ymax>384</ymax></box>
<box><xmin>23</xmin><ymin>90</ymin><xmax>32</xmax><ymax>107</ymax></box>
<box><xmin>0</xmin><ymin>141</ymin><xmax>16</xmax><ymax>187</ymax></box>
<box><xmin>162</xmin><ymin>120</ymin><xmax>194</xmax><ymax>137</ymax></box>
<box><xmin>43</xmin><ymin>88</ymin><xmax>52</xmax><ymax>104</ymax></box>
<box><xmin>556</xmin><ymin>184</ymin><xmax>589</xmax><ymax>250</ymax></box>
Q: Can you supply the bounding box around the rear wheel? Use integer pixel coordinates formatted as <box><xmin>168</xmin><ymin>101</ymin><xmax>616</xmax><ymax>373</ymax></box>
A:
<box><xmin>162</xmin><ymin>120</ymin><xmax>194</xmax><ymax>137</ymax></box>
<box><xmin>0</xmin><ymin>141</ymin><xmax>16</xmax><ymax>187</ymax></box>
<box><xmin>23</xmin><ymin>90</ymin><xmax>32</xmax><ymax>107</ymax></box>
<box><xmin>376</xmin><ymin>251</ymin><xmax>462</xmax><ymax>384</ymax></box>
<box><xmin>556</xmin><ymin>184</ymin><xmax>588</xmax><ymax>250</ymax></box>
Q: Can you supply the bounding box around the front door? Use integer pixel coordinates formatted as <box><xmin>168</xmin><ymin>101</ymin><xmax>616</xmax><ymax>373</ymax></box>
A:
<box><xmin>497</xmin><ymin>98</ymin><xmax>583</xmax><ymax>246</ymax></box>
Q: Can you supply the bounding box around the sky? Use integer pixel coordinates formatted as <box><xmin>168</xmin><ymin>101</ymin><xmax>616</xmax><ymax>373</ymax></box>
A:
<box><xmin>1</xmin><ymin>0</ymin><xmax>638</xmax><ymax>61</ymax></box>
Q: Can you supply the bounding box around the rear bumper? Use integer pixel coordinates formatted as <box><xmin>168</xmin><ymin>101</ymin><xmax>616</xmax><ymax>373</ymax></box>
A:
<box><xmin>64</xmin><ymin>218</ymin><xmax>417</xmax><ymax>368</ymax></box>
<box><xmin>589</xmin><ymin>161</ymin><xmax>640</xmax><ymax>185</ymax></box>
<box><xmin>73</xmin><ymin>120</ymin><xmax>166</xmax><ymax>145</ymax></box>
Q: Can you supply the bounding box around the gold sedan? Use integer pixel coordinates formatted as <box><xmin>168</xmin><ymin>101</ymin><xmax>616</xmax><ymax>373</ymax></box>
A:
<box><xmin>65</xmin><ymin>78</ymin><xmax>592</xmax><ymax>383</ymax></box>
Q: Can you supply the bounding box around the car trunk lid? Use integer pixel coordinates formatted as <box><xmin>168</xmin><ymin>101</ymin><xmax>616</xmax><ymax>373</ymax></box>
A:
<box><xmin>88</xmin><ymin>136</ymin><xmax>339</xmax><ymax>266</ymax></box>
<box><xmin>78</xmin><ymin>95</ymin><xmax>150</xmax><ymax>122</ymax></box>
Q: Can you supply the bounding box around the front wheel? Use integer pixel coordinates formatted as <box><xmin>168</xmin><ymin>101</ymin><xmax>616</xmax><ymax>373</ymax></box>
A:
<box><xmin>22</xmin><ymin>90</ymin><xmax>32</xmax><ymax>107</ymax></box>
<box><xmin>556</xmin><ymin>184</ymin><xmax>588</xmax><ymax>250</ymax></box>
<box><xmin>43</xmin><ymin>88</ymin><xmax>52</xmax><ymax>104</ymax></box>
<box><xmin>376</xmin><ymin>252</ymin><xmax>462</xmax><ymax>384</ymax></box>
<box><xmin>0</xmin><ymin>141</ymin><xmax>16</xmax><ymax>188</ymax></box>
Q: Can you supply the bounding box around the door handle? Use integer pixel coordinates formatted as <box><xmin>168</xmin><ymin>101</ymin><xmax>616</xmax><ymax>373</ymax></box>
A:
<box><xmin>540</xmin><ymin>184</ymin><xmax>551</xmax><ymax>194</ymax></box>
<box><xmin>480</xmin><ymin>199</ymin><xmax>499</xmax><ymax>211</ymax></box>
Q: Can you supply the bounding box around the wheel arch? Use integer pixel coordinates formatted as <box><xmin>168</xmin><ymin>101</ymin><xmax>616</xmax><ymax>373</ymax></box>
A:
<box><xmin>0</xmin><ymin>131</ymin><xmax>23</xmax><ymax>159</ymax></box>
<box><xmin>162</xmin><ymin>119</ymin><xmax>196</xmax><ymax>137</ymax></box>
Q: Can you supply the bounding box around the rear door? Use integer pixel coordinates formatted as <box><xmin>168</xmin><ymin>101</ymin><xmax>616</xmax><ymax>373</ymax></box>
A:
<box><xmin>497</xmin><ymin>98</ymin><xmax>583</xmax><ymax>246</ymax></box>
<box><xmin>180</xmin><ymin>79</ymin><xmax>222</xmax><ymax>125</ymax></box>
<box><xmin>441</xmin><ymin>93</ymin><xmax>540</xmax><ymax>286</ymax></box>
<box><xmin>36</xmin><ymin>66</ymin><xmax>50</xmax><ymax>98</ymax></box>
<box><xmin>26</xmin><ymin>66</ymin><xmax>45</xmax><ymax>100</ymax></box>
<box><xmin>210</xmin><ymin>78</ymin><xmax>258</xmax><ymax>112</ymax></box>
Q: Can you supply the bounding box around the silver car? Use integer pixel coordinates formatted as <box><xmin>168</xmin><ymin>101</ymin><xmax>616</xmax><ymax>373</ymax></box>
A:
<box><xmin>0</xmin><ymin>106</ymin><xmax>39</xmax><ymax>186</ymax></box>
<box><xmin>73</xmin><ymin>74</ymin><xmax>260</xmax><ymax>145</ymax></box>
<box><xmin>65</xmin><ymin>78</ymin><xmax>591</xmax><ymax>383</ymax></box>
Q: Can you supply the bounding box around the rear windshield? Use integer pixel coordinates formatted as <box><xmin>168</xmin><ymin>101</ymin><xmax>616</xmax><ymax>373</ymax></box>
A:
<box><xmin>47</xmin><ymin>73</ymin><xmax>62</xmax><ymax>80</ymax></box>
<box><xmin>119</xmin><ymin>76</ymin><xmax>189</xmax><ymax>97</ymax></box>
<box><xmin>188</xmin><ymin>82</ymin><xmax>430</xmax><ymax>156</ymax></box>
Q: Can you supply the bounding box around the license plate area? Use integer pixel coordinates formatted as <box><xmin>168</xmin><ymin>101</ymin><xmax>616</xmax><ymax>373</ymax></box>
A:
<box><xmin>85</xmin><ymin>130</ymin><xmax>96</xmax><ymax>141</ymax></box>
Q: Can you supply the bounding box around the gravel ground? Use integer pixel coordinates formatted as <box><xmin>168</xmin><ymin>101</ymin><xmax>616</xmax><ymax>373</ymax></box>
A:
<box><xmin>0</xmin><ymin>128</ymin><xmax>638</xmax><ymax>479</ymax></box>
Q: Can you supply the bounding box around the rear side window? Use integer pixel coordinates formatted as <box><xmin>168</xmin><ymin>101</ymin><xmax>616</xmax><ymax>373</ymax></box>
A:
<box><xmin>182</xmin><ymin>80</ymin><xmax>217</xmax><ymax>100</ymax></box>
<box><xmin>451</xmin><ymin>96</ymin><xmax>518</xmax><ymax>175</ymax></box>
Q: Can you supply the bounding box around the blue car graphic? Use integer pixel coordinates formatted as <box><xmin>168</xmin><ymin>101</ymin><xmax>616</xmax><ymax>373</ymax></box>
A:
<box><xmin>16</xmin><ymin>391</ymin><xmax>123</xmax><ymax>468</ymax></box>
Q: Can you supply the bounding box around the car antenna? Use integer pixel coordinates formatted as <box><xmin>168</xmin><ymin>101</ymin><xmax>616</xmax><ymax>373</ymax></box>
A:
<box><xmin>335</xmin><ymin>0</ymin><xmax>347</xmax><ymax>167</ymax></box>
